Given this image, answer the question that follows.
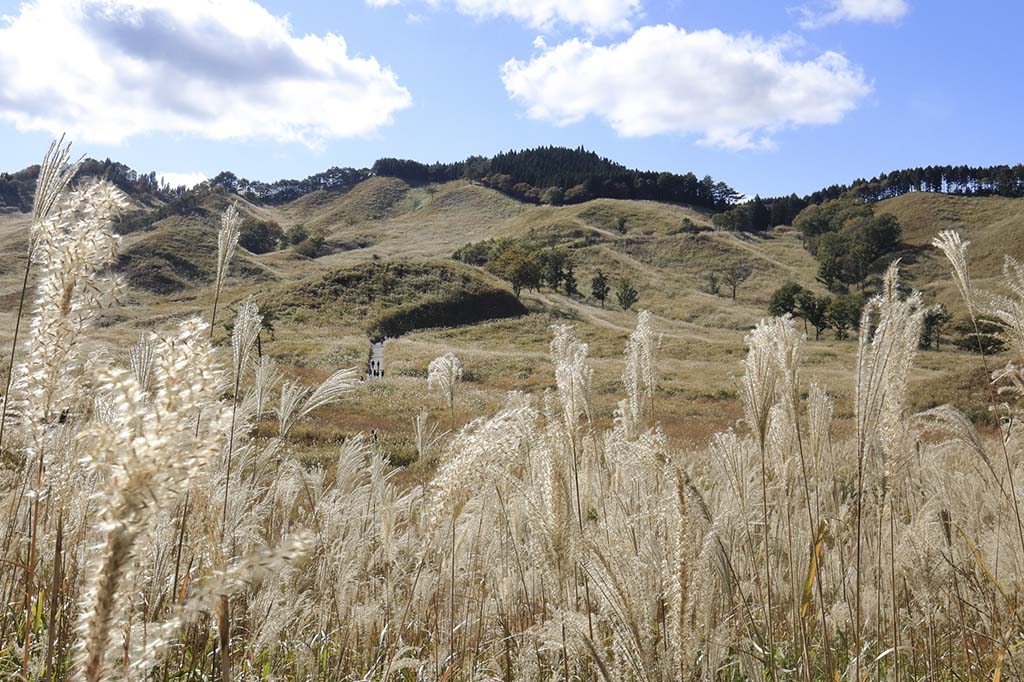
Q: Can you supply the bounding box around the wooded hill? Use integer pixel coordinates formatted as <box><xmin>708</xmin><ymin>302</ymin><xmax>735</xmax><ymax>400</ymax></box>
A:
<box><xmin>6</xmin><ymin>145</ymin><xmax>1024</xmax><ymax>222</ymax></box>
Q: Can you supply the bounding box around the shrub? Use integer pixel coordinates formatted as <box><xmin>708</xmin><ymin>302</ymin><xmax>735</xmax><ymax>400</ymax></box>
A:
<box><xmin>238</xmin><ymin>216</ymin><xmax>284</xmax><ymax>254</ymax></box>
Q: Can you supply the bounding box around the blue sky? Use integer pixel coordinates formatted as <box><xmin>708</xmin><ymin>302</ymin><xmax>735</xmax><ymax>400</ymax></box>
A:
<box><xmin>1</xmin><ymin>0</ymin><xmax>1022</xmax><ymax>197</ymax></box>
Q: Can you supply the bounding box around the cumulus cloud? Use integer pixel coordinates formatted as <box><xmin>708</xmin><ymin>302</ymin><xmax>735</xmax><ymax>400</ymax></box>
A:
<box><xmin>0</xmin><ymin>0</ymin><xmax>412</xmax><ymax>145</ymax></box>
<box><xmin>159</xmin><ymin>171</ymin><xmax>207</xmax><ymax>189</ymax></box>
<box><xmin>799</xmin><ymin>0</ymin><xmax>909</xmax><ymax>28</ymax></box>
<box><xmin>367</xmin><ymin>0</ymin><xmax>641</xmax><ymax>34</ymax></box>
<box><xmin>502</xmin><ymin>25</ymin><xmax>871</xmax><ymax>150</ymax></box>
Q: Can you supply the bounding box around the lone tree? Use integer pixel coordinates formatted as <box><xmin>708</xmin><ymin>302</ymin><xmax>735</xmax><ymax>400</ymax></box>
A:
<box><xmin>721</xmin><ymin>262</ymin><xmax>752</xmax><ymax>300</ymax></box>
<box><xmin>616</xmin><ymin>216</ymin><xmax>628</xmax><ymax>233</ymax></box>
<box><xmin>591</xmin><ymin>271</ymin><xmax>610</xmax><ymax>307</ymax></box>
<box><xmin>616</xmin><ymin>278</ymin><xmax>639</xmax><ymax>310</ymax></box>
<box><xmin>826</xmin><ymin>294</ymin><xmax>864</xmax><ymax>340</ymax></box>
<box><xmin>540</xmin><ymin>249</ymin><xmax>569</xmax><ymax>290</ymax></box>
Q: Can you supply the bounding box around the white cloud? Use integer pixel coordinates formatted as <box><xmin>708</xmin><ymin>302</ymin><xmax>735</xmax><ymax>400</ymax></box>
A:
<box><xmin>502</xmin><ymin>25</ymin><xmax>871</xmax><ymax>151</ymax></box>
<box><xmin>799</xmin><ymin>0</ymin><xmax>909</xmax><ymax>28</ymax></box>
<box><xmin>158</xmin><ymin>171</ymin><xmax>207</xmax><ymax>189</ymax></box>
<box><xmin>368</xmin><ymin>0</ymin><xmax>641</xmax><ymax>34</ymax></box>
<box><xmin>0</xmin><ymin>0</ymin><xmax>412</xmax><ymax>146</ymax></box>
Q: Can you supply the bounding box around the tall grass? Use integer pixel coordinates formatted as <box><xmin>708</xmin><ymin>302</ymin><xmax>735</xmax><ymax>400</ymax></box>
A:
<box><xmin>2</xmin><ymin>142</ymin><xmax>1024</xmax><ymax>681</ymax></box>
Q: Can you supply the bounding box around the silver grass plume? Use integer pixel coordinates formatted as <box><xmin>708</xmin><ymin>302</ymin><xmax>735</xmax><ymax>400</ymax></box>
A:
<box><xmin>550</xmin><ymin>324</ymin><xmax>593</xmax><ymax>434</ymax></box>
<box><xmin>428</xmin><ymin>351</ymin><xmax>463</xmax><ymax>428</ymax></box>
<box><xmin>128</xmin><ymin>334</ymin><xmax>157</xmax><ymax>395</ymax></box>
<box><xmin>130</xmin><ymin>532</ymin><xmax>313</xmax><ymax>678</ymax></box>
<box><xmin>413</xmin><ymin>409</ymin><xmax>444</xmax><ymax>458</ymax></box>
<box><xmin>16</xmin><ymin>180</ymin><xmax>126</xmax><ymax>427</ymax></box>
<box><xmin>216</xmin><ymin>203</ymin><xmax>242</xmax><ymax>292</ymax></box>
<box><xmin>427</xmin><ymin>352</ymin><xmax>463</xmax><ymax>399</ymax></box>
<box><xmin>621</xmin><ymin>310</ymin><xmax>659</xmax><ymax>434</ymax></box>
<box><xmin>932</xmin><ymin>230</ymin><xmax>975</xmax><ymax>314</ymax></box>
<box><xmin>428</xmin><ymin>399</ymin><xmax>534</xmax><ymax>523</ymax></box>
<box><xmin>31</xmin><ymin>135</ymin><xmax>83</xmax><ymax>239</ymax></box>
<box><xmin>979</xmin><ymin>256</ymin><xmax>1024</xmax><ymax>404</ymax></box>
<box><xmin>299</xmin><ymin>368</ymin><xmax>359</xmax><ymax>418</ymax></box>
<box><xmin>210</xmin><ymin>204</ymin><xmax>242</xmax><ymax>332</ymax></box>
<box><xmin>807</xmin><ymin>383</ymin><xmax>833</xmax><ymax>466</ymax></box>
<box><xmin>916</xmin><ymin>405</ymin><xmax>997</xmax><ymax>482</ymax></box>
<box><xmin>855</xmin><ymin>262</ymin><xmax>926</xmax><ymax>468</ymax></box>
<box><xmin>277</xmin><ymin>368</ymin><xmax>358</xmax><ymax>438</ymax></box>
<box><xmin>740</xmin><ymin>318</ymin><xmax>783</xmax><ymax>451</ymax></box>
<box><xmin>0</xmin><ymin>136</ymin><xmax>82</xmax><ymax>455</ymax></box>
<box><xmin>76</xmin><ymin>319</ymin><xmax>225</xmax><ymax>682</ymax></box>
<box><xmin>253</xmin><ymin>356</ymin><xmax>282</xmax><ymax>420</ymax></box>
<box><xmin>231</xmin><ymin>297</ymin><xmax>262</xmax><ymax>381</ymax></box>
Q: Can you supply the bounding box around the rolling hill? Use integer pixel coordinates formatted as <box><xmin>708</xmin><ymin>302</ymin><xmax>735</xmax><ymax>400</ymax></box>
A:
<box><xmin>0</xmin><ymin>157</ymin><xmax>1021</xmax><ymax>455</ymax></box>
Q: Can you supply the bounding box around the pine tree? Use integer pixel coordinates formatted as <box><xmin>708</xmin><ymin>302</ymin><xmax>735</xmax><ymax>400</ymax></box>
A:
<box><xmin>751</xmin><ymin>195</ymin><xmax>770</xmax><ymax>231</ymax></box>
<box><xmin>591</xmin><ymin>271</ymin><xmax>609</xmax><ymax>308</ymax></box>
<box><xmin>563</xmin><ymin>264</ymin><xmax>578</xmax><ymax>298</ymax></box>
<box><xmin>616</xmin><ymin>278</ymin><xmax>639</xmax><ymax>310</ymax></box>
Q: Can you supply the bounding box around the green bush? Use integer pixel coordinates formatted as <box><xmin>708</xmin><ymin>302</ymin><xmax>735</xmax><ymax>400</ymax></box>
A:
<box><xmin>238</xmin><ymin>217</ymin><xmax>284</xmax><ymax>254</ymax></box>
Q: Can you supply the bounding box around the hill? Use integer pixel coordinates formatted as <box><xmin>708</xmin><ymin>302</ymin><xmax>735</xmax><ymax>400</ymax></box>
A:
<box><xmin>263</xmin><ymin>259</ymin><xmax>527</xmax><ymax>340</ymax></box>
<box><xmin>1</xmin><ymin>155</ymin><xmax>1019</xmax><ymax>456</ymax></box>
<box><xmin>118</xmin><ymin>223</ymin><xmax>275</xmax><ymax>294</ymax></box>
<box><xmin>876</xmin><ymin>191</ymin><xmax>1024</xmax><ymax>313</ymax></box>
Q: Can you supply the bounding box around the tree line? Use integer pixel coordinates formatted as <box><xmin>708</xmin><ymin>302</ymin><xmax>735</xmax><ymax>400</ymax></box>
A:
<box><xmin>453</xmin><ymin>238</ymin><xmax>640</xmax><ymax>309</ymax></box>
<box><xmin>812</xmin><ymin>163</ymin><xmax>1024</xmax><ymax>203</ymax></box>
<box><xmin>766</xmin><ymin>279</ymin><xmax>998</xmax><ymax>353</ymax></box>
<box><xmin>711</xmin><ymin>163</ymin><xmax>1024</xmax><ymax>234</ymax></box>
<box><xmin>1</xmin><ymin>157</ymin><xmax>183</xmax><ymax>211</ymax></box>
<box><xmin>209</xmin><ymin>167</ymin><xmax>373</xmax><ymax>205</ymax></box>
<box><xmin>374</xmin><ymin>146</ymin><xmax>741</xmax><ymax>210</ymax></box>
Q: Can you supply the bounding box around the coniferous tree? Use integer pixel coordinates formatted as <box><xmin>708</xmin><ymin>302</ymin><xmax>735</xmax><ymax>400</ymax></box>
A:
<box><xmin>563</xmin><ymin>264</ymin><xmax>578</xmax><ymax>298</ymax></box>
<box><xmin>616</xmin><ymin>278</ymin><xmax>639</xmax><ymax>310</ymax></box>
<box><xmin>591</xmin><ymin>271</ymin><xmax>610</xmax><ymax>307</ymax></box>
<box><xmin>541</xmin><ymin>250</ymin><xmax>568</xmax><ymax>290</ymax></box>
<box><xmin>921</xmin><ymin>304</ymin><xmax>951</xmax><ymax>350</ymax></box>
<box><xmin>750</xmin><ymin>195</ymin><xmax>770</xmax><ymax>231</ymax></box>
<box><xmin>816</xmin><ymin>232</ymin><xmax>845</xmax><ymax>291</ymax></box>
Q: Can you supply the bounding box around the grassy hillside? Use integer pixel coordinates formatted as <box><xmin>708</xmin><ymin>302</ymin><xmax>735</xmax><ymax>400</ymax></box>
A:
<box><xmin>877</xmin><ymin>191</ymin><xmax>1024</xmax><ymax>313</ymax></box>
<box><xmin>263</xmin><ymin>177</ymin><xmax>819</xmax><ymax>328</ymax></box>
<box><xmin>263</xmin><ymin>259</ymin><xmax>527</xmax><ymax>339</ymax></box>
<box><xmin>0</xmin><ymin>177</ymin><xmax>1005</xmax><ymax>457</ymax></box>
<box><xmin>118</xmin><ymin>223</ymin><xmax>275</xmax><ymax>293</ymax></box>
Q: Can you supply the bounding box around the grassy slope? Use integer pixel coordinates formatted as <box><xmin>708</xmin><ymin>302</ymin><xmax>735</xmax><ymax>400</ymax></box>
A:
<box><xmin>878</xmin><ymin>192</ymin><xmax>1024</xmax><ymax>315</ymax></box>
<box><xmin>263</xmin><ymin>259</ymin><xmax>527</xmax><ymax>339</ymax></box>
<box><xmin>0</xmin><ymin>183</ymin><xmax>1015</xmax><ymax>458</ymax></box>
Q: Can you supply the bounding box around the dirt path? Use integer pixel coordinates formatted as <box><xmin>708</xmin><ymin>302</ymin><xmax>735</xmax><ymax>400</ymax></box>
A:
<box><xmin>709</xmin><ymin>231</ymin><xmax>811</xmax><ymax>279</ymax></box>
<box><xmin>527</xmin><ymin>290</ymin><xmax>729</xmax><ymax>344</ymax></box>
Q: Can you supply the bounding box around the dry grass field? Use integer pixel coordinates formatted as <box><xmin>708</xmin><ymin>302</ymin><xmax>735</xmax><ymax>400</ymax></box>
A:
<box><xmin>0</xmin><ymin>178</ymin><xmax>1014</xmax><ymax>461</ymax></box>
<box><xmin>1</xmin><ymin>158</ymin><xmax>1023</xmax><ymax>680</ymax></box>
